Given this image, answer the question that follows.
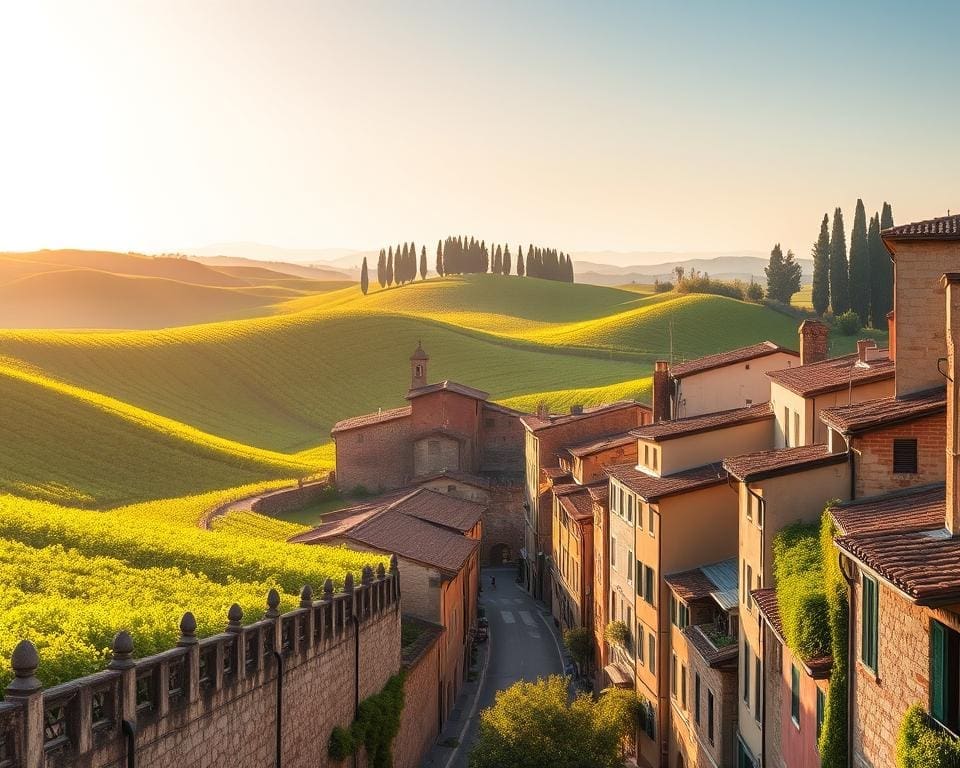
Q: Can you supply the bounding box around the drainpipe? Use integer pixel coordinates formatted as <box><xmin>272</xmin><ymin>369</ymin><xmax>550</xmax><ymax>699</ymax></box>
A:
<box><xmin>121</xmin><ymin>720</ymin><xmax>136</xmax><ymax>768</ymax></box>
<box><xmin>839</xmin><ymin>553</ymin><xmax>856</xmax><ymax>768</ymax></box>
<box><xmin>273</xmin><ymin>650</ymin><xmax>284</xmax><ymax>768</ymax></box>
<box><xmin>846</xmin><ymin>434</ymin><xmax>856</xmax><ymax>501</ymax></box>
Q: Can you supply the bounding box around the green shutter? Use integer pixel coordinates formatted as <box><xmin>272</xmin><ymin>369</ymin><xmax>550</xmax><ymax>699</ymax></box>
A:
<box><xmin>861</xmin><ymin>576</ymin><xmax>878</xmax><ymax>671</ymax></box>
<box><xmin>932</xmin><ymin>620</ymin><xmax>947</xmax><ymax>723</ymax></box>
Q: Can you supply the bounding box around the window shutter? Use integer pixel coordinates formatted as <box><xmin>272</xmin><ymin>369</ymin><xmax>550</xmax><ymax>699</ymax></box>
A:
<box><xmin>893</xmin><ymin>438</ymin><xmax>919</xmax><ymax>474</ymax></box>
<box><xmin>932</xmin><ymin>620</ymin><xmax>947</xmax><ymax>723</ymax></box>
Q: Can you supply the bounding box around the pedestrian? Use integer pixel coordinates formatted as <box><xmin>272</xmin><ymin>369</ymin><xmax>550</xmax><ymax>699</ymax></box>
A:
<box><xmin>491</xmin><ymin>575</ymin><xmax>496</xmax><ymax>590</ymax></box>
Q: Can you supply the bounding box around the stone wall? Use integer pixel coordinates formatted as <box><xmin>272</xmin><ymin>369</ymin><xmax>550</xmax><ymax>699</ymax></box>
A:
<box><xmin>853</xmin><ymin>412</ymin><xmax>945</xmax><ymax>498</ymax></box>
<box><xmin>0</xmin><ymin>569</ymin><xmax>405</xmax><ymax>768</ymax></box>
<box><xmin>394</xmin><ymin>620</ymin><xmax>443</xmax><ymax>768</ymax></box>
<box><xmin>249</xmin><ymin>480</ymin><xmax>334</xmax><ymax>517</ymax></box>
<box><xmin>335</xmin><ymin>416</ymin><xmax>414</xmax><ymax>493</ymax></box>
<box><xmin>481</xmin><ymin>484</ymin><xmax>525</xmax><ymax>565</ymax></box>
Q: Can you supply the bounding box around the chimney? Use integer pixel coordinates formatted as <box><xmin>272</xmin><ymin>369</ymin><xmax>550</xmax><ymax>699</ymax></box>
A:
<box><xmin>942</xmin><ymin>274</ymin><xmax>960</xmax><ymax>534</ymax></box>
<box><xmin>536</xmin><ymin>402</ymin><xmax>549</xmax><ymax>420</ymax></box>
<box><xmin>652</xmin><ymin>361</ymin><xmax>671</xmax><ymax>423</ymax></box>
<box><xmin>887</xmin><ymin>310</ymin><xmax>896</xmax><ymax>362</ymax></box>
<box><xmin>570</xmin><ymin>404</ymin><xmax>584</xmax><ymax>416</ymax></box>
<box><xmin>856</xmin><ymin>339</ymin><xmax>870</xmax><ymax>364</ymax></box>
<box><xmin>799</xmin><ymin>319</ymin><xmax>830</xmax><ymax>366</ymax></box>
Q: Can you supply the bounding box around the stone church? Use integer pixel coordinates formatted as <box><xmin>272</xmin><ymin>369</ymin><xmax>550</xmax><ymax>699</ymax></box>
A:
<box><xmin>331</xmin><ymin>343</ymin><xmax>526</xmax><ymax>564</ymax></box>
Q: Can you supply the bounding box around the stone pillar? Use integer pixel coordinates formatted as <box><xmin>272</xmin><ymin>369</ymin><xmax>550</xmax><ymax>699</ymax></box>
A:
<box><xmin>177</xmin><ymin>612</ymin><xmax>200</xmax><ymax>703</ymax></box>
<box><xmin>226</xmin><ymin>603</ymin><xmax>245</xmax><ymax>680</ymax></box>
<box><xmin>300</xmin><ymin>585</ymin><xmax>315</xmax><ymax>654</ymax></box>
<box><xmin>652</xmin><ymin>361</ymin><xmax>671</xmax><ymax>422</ymax></box>
<box><xmin>6</xmin><ymin>641</ymin><xmax>45</xmax><ymax>768</ymax></box>
<box><xmin>799</xmin><ymin>319</ymin><xmax>830</xmax><ymax>365</ymax></box>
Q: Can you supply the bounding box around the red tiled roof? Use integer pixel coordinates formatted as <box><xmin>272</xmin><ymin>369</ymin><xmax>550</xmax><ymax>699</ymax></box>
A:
<box><xmin>482</xmin><ymin>400</ymin><xmax>526</xmax><ymax>417</ymax></box>
<box><xmin>829</xmin><ymin>484</ymin><xmax>945</xmax><ymax>536</ymax></box>
<box><xmin>520</xmin><ymin>401</ymin><xmax>644</xmax><ymax>432</ymax></box>
<box><xmin>588</xmin><ymin>485</ymin><xmax>609</xmax><ymax>504</ymax></box>
<box><xmin>819</xmin><ymin>387</ymin><xmax>945</xmax><ymax>434</ymax></box>
<box><xmin>723</xmin><ymin>444</ymin><xmax>847</xmax><ymax>482</ymax></box>
<box><xmin>664</xmin><ymin>569</ymin><xmax>717</xmax><ymax>603</ymax></box>
<box><xmin>543</xmin><ymin>467</ymin><xmax>573</xmax><ymax>482</ymax></box>
<box><xmin>605</xmin><ymin>462</ymin><xmax>727</xmax><ymax>502</ymax></box>
<box><xmin>767</xmin><ymin>353</ymin><xmax>895</xmax><ymax>398</ymax></box>
<box><xmin>883</xmin><ymin>214</ymin><xmax>960</xmax><ymax>242</ymax></box>
<box><xmin>289</xmin><ymin>488</ymin><xmax>481</xmax><ymax>574</ymax></box>
<box><xmin>558</xmin><ymin>486</ymin><xmax>596</xmax><ymax>522</ymax></box>
<box><xmin>669</xmin><ymin>341</ymin><xmax>798</xmax><ymax>379</ymax></box>
<box><xmin>331</xmin><ymin>405</ymin><xmax>412</xmax><ymax>434</ymax></box>
<box><xmin>752</xmin><ymin>588</ymin><xmax>832</xmax><ymax>678</ymax></box>
<box><xmin>565</xmin><ymin>432</ymin><xmax>636</xmax><ymax>458</ymax></box>
<box><xmin>407</xmin><ymin>380</ymin><xmax>490</xmax><ymax>401</ymax></box>
<box><xmin>630</xmin><ymin>403</ymin><xmax>773</xmax><ymax>443</ymax></box>
<box><xmin>415</xmin><ymin>470</ymin><xmax>492</xmax><ymax>490</ymax></box>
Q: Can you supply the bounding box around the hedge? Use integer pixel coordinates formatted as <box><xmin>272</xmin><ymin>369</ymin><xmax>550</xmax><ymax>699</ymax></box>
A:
<box><xmin>772</xmin><ymin>522</ymin><xmax>830</xmax><ymax>660</ymax></box>
<box><xmin>897</xmin><ymin>704</ymin><xmax>960</xmax><ymax>767</ymax></box>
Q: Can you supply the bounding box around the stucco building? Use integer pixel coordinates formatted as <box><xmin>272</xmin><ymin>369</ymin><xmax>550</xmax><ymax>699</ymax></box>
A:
<box><xmin>331</xmin><ymin>343</ymin><xmax>525</xmax><ymax>565</ymax></box>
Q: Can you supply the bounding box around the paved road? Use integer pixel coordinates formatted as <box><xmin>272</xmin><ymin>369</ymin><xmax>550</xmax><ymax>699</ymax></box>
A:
<box><xmin>423</xmin><ymin>565</ymin><xmax>567</xmax><ymax>768</ymax></box>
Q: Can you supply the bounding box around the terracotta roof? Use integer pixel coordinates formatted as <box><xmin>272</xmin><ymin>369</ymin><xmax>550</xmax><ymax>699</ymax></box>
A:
<box><xmin>407</xmin><ymin>380</ymin><xmax>490</xmax><ymax>401</ymax></box>
<box><xmin>819</xmin><ymin>387</ymin><xmax>945</xmax><ymax>434</ymax></box>
<box><xmin>723</xmin><ymin>444</ymin><xmax>847</xmax><ymax>482</ymax></box>
<box><xmin>588</xmin><ymin>485</ymin><xmax>609</xmax><ymax>504</ymax></box>
<box><xmin>520</xmin><ymin>401</ymin><xmax>643</xmax><ymax>432</ymax></box>
<box><xmin>767</xmin><ymin>353</ymin><xmax>895</xmax><ymax>398</ymax></box>
<box><xmin>605</xmin><ymin>462</ymin><xmax>727</xmax><ymax>502</ymax></box>
<box><xmin>829</xmin><ymin>484</ymin><xmax>945</xmax><ymax>536</ymax></box>
<box><xmin>683</xmin><ymin>625</ymin><xmax>738</xmax><ymax>668</ymax></box>
<box><xmin>883</xmin><ymin>214</ymin><xmax>960</xmax><ymax>242</ymax></box>
<box><xmin>543</xmin><ymin>467</ymin><xmax>573</xmax><ymax>482</ymax></box>
<box><xmin>482</xmin><ymin>400</ymin><xmax>526</xmax><ymax>417</ymax></box>
<box><xmin>289</xmin><ymin>488</ymin><xmax>481</xmax><ymax>574</ymax></box>
<box><xmin>670</xmin><ymin>341</ymin><xmax>798</xmax><ymax>379</ymax></box>
<box><xmin>630</xmin><ymin>403</ymin><xmax>773</xmax><ymax>443</ymax></box>
<box><xmin>565</xmin><ymin>432</ymin><xmax>636</xmax><ymax>458</ymax></box>
<box><xmin>752</xmin><ymin>588</ymin><xmax>831</xmax><ymax>678</ymax></box>
<box><xmin>664</xmin><ymin>569</ymin><xmax>718</xmax><ymax>603</ymax></box>
<box><xmin>415</xmin><ymin>470</ymin><xmax>492</xmax><ymax>490</ymax></box>
<box><xmin>558</xmin><ymin>486</ymin><xmax>596</xmax><ymax>522</ymax></box>
<box><xmin>331</xmin><ymin>405</ymin><xmax>412</xmax><ymax>434</ymax></box>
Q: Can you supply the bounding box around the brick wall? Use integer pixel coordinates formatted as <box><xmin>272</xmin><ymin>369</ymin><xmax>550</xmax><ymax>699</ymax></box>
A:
<box><xmin>394</xmin><ymin>622</ymin><xmax>443</xmax><ymax>768</ymax></box>
<box><xmin>481</xmin><ymin>484</ymin><xmax>525</xmax><ymax>564</ymax></box>
<box><xmin>853</xmin><ymin>412</ymin><xmax>945</xmax><ymax>497</ymax></box>
<box><xmin>2</xmin><ymin>573</ymin><xmax>405</xmax><ymax>768</ymax></box>
<box><xmin>335</xmin><ymin>417</ymin><xmax>413</xmax><ymax>493</ymax></box>
<box><xmin>479</xmin><ymin>405</ymin><xmax>525</xmax><ymax>475</ymax></box>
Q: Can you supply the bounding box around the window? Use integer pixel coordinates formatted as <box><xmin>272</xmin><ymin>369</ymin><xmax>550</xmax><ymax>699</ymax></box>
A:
<box><xmin>893</xmin><ymin>438</ymin><xmax>919</xmax><ymax>474</ymax></box>
<box><xmin>695</xmin><ymin>673</ymin><xmax>702</xmax><ymax>725</ymax></box>
<box><xmin>930</xmin><ymin>619</ymin><xmax>960</xmax><ymax>731</ymax></box>
<box><xmin>611</xmin><ymin>483</ymin><xmax>619</xmax><ymax>514</ymax></box>
<box><xmin>746</xmin><ymin>564</ymin><xmax>754</xmax><ymax>612</ymax></box>
<box><xmin>648</xmin><ymin>634</ymin><xmax>656</xmax><ymax>675</ymax></box>
<box><xmin>652</xmin><ymin>448</ymin><xmax>659</xmax><ymax>472</ymax></box>
<box><xmin>649</xmin><ymin>506</ymin><xmax>656</xmax><ymax>537</ymax></box>
<box><xmin>754</xmin><ymin>657</ymin><xmax>761</xmax><ymax>723</ymax></box>
<box><xmin>610</xmin><ymin>591</ymin><xmax>616</xmax><ymax>621</ymax></box>
<box><xmin>644</xmin><ymin>566</ymin><xmax>655</xmax><ymax>606</ymax></box>
<box><xmin>619</xmin><ymin>488</ymin><xmax>625</xmax><ymax>516</ymax></box>
<box><xmin>644</xmin><ymin>444</ymin><xmax>649</xmax><ymax>467</ymax></box>
<box><xmin>784</xmin><ymin>406</ymin><xmax>791</xmax><ymax>447</ymax></box>
<box><xmin>611</xmin><ymin>536</ymin><xmax>617</xmax><ymax>569</ymax></box>
<box><xmin>816</xmin><ymin>688</ymin><xmax>826</xmax><ymax>740</ymax></box>
<box><xmin>681</xmin><ymin>663</ymin><xmax>688</xmax><ymax>709</ymax></box>
<box><xmin>743</xmin><ymin>641</ymin><xmax>751</xmax><ymax>706</ymax></box>
<box><xmin>746</xmin><ymin>494</ymin><xmax>753</xmax><ymax>521</ymax></box>
<box><xmin>794</xmin><ymin>411</ymin><xmax>801</xmax><ymax>446</ymax></box>
<box><xmin>791</xmin><ymin>664</ymin><xmax>801</xmax><ymax>727</ymax></box>
<box><xmin>671</xmin><ymin>653</ymin><xmax>678</xmax><ymax>698</ymax></box>
<box><xmin>627</xmin><ymin>494</ymin><xmax>634</xmax><ymax>524</ymax></box>
<box><xmin>627</xmin><ymin>550</ymin><xmax>634</xmax><ymax>583</ymax></box>
<box><xmin>861</xmin><ymin>574</ymin><xmax>879</xmax><ymax>673</ymax></box>
<box><xmin>757</xmin><ymin>496</ymin><xmax>764</xmax><ymax>528</ymax></box>
<box><xmin>626</xmin><ymin>606</ymin><xmax>633</xmax><ymax>649</ymax></box>
<box><xmin>636</xmin><ymin>559</ymin><xmax>642</xmax><ymax>594</ymax></box>
<box><xmin>670</xmin><ymin>597</ymin><xmax>689</xmax><ymax>629</ymax></box>
<box><xmin>707</xmin><ymin>689</ymin><xmax>715</xmax><ymax>743</ymax></box>
<box><xmin>637</xmin><ymin>623</ymin><xmax>644</xmax><ymax>663</ymax></box>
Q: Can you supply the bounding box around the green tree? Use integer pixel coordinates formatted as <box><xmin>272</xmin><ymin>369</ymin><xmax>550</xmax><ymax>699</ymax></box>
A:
<box><xmin>517</xmin><ymin>245</ymin><xmax>525</xmax><ymax>277</ymax></box>
<box><xmin>503</xmin><ymin>245</ymin><xmax>511</xmax><ymax>276</ymax></box>
<box><xmin>386</xmin><ymin>249</ymin><xmax>394</xmax><ymax>286</ymax></box>
<box><xmin>377</xmin><ymin>248</ymin><xmax>386</xmax><ymax>288</ymax></box>
<box><xmin>868</xmin><ymin>213</ymin><xmax>891</xmax><ymax>327</ymax></box>
<box><xmin>562</xmin><ymin>627</ymin><xmax>593</xmax><ymax>673</ymax></box>
<box><xmin>881</xmin><ymin>201</ymin><xmax>894</xmax><ymax>230</ymax></box>
<box><xmin>419</xmin><ymin>245</ymin><xmax>427</xmax><ymax>280</ymax></box>
<box><xmin>812</xmin><ymin>213</ymin><xmax>831</xmax><ymax>316</ymax></box>
<box><xmin>436</xmin><ymin>240</ymin><xmax>444</xmax><ymax>276</ymax></box>
<box><xmin>360</xmin><ymin>256</ymin><xmax>369</xmax><ymax>295</ymax></box>
<box><xmin>746</xmin><ymin>281</ymin><xmax>764</xmax><ymax>302</ymax></box>
<box><xmin>765</xmin><ymin>243</ymin><xmax>801</xmax><ymax>303</ymax></box>
<box><xmin>829</xmin><ymin>207</ymin><xmax>849</xmax><ymax>314</ymax></box>
<box><xmin>848</xmin><ymin>199</ymin><xmax>871</xmax><ymax>322</ymax></box>
<box><xmin>469</xmin><ymin>676</ymin><xmax>638</xmax><ymax>768</ymax></box>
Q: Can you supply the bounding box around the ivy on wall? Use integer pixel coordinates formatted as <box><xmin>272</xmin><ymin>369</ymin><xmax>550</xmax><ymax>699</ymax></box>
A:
<box><xmin>328</xmin><ymin>670</ymin><xmax>407</xmax><ymax>768</ymax></box>
<box><xmin>818</xmin><ymin>509</ymin><xmax>849</xmax><ymax>768</ymax></box>
<box><xmin>896</xmin><ymin>704</ymin><xmax>960</xmax><ymax>767</ymax></box>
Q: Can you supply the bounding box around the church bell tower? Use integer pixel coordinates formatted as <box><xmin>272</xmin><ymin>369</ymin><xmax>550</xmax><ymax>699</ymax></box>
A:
<box><xmin>410</xmin><ymin>341</ymin><xmax>429</xmax><ymax>389</ymax></box>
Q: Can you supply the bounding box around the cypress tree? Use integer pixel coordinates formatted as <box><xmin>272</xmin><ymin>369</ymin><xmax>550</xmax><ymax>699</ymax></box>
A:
<box><xmin>377</xmin><ymin>248</ymin><xmax>386</xmax><ymax>288</ymax></box>
<box><xmin>880</xmin><ymin>201</ymin><xmax>894</xmax><ymax>230</ymax></box>
<box><xmin>829</xmin><ymin>207</ymin><xmax>849</xmax><ymax>314</ymax></box>
<box><xmin>494</xmin><ymin>244</ymin><xmax>502</xmax><ymax>274</ymax></box>
<box><xmin>436</xmin><ymin>240</ymin><xmax>444</xmax><ymax>277</ymax></box>
<box><xmin>811</xmin><ymin>214</ymin><xmax>831</xmax><ymax>316</ymax></box>
<box><xmin>386</xmin><ymin>249</ymin><xmax>394</xmax><ymax>286</ymax></box>
<box><xmin>503</xmin><ymin>245</ymin><xmax>511</xmax><ymax>276</ymax></box>
<box><xmin>517</xmin><ymin>246</ymin><xmax>525</xmax><ymax>277</ymax></box>
<box><xmin>868</xmin><ymin>213</ymin><xmax>892</xmax><ymax>327</ymax></box>
<box><xmin>848</xmin><ymin>199</ymin><xmax>870</xmax><ymax>323</ymax></box>
<box><xmin>360</xmin><ymin>256</ymin><xmax>369</xmax><ymax>295</ymax></box>
<box><xmin>420</xmin><ymin>245</ymin><xmax>427</xmax><ymax>280</ymax></box>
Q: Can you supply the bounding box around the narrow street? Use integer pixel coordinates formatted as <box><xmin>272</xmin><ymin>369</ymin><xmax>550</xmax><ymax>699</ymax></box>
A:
<box><xmin>423</xmin><ymin>565</ymin><xmax>568</xmax><ymax>768</ymax></box>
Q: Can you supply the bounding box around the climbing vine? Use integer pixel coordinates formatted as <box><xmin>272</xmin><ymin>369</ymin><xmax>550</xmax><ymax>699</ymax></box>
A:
<box><xmin>328</xmin><ymin>670</ymin><xmax>406</xmax><ymax>767</ymax></box>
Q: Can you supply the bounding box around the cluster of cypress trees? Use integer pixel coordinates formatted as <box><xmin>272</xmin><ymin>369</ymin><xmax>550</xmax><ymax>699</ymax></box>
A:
<box><xmin>435</xmin><ymin>236</ymin><xmax>574</xmax><ymax>283</ymax></box>
<box><xmin>810</xmin><ymin>201</ymin><xmax>893</xmax><ymax>327</ymax></box>
<box><xmin>368</xmin><ymin>243</ymin><xmax>426</xmax><ymax>291</ymax></box>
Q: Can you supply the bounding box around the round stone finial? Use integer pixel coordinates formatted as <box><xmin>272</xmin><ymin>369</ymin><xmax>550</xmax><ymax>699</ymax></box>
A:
<box><xmin>376</xmin><ymin>563</ymin><xmax>386</xmax><ymax>579</ymax></box>
<box><xmin>266</xmin><ymin>588</ymin><xmax>281</xmax><ymax>618</ymax></box>
<box><xmin>343</xmin><ymin>572</ymin><xmax>354</xmax><ymax>592</ymax></box>
<box><xmin>6</xmin><ymin>640</ymin><xmax>41</xmax><ymax>695</ymax></box>
<box><xmin>362</xmin><ymin>565</ymin><xmax>374</xmax><ymax>585</ymax></box>
<box><xmin>228</xmin><ymin>603</ymin><xmax>244</xmax><ymax>627</ymax></box>
<box><xmin>323</xmin><ymin>578</ymin><xmax>334</xmax><ymax>598</ymax></box>
<box><xmin>178</xmin><ymin>612</ymin><xmax>198</xmax><ymax>646</ymax></box>
<box><xmin>108</xmin><ymin>631</ymin><xmax>135</xmax><ymax>670</ymax></box>
<box><xmin>300</xmin><ymin>584</ymin><xmax>313</xmax><ymax>608</ymax></box>
<box><xmin>389</xmin><ymin>554</ymin><xmax>399</xmax><ymax>572</ymax></box>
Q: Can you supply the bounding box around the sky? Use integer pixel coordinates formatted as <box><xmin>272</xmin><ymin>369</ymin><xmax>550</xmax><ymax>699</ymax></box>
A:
<box><xmin>0</xmin><ymin>0</ymin><xmax>957</xmax><ymax>259</ymax></box>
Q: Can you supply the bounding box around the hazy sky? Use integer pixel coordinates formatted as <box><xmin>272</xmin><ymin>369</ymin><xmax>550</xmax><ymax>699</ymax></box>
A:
<box><xmin>0</xmin><ymin>1</ymin><xmax>957</xmax><ymax>257</ymax></box>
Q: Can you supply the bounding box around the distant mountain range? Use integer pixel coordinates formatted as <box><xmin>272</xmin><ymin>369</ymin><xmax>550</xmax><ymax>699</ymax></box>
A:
<box><xmin>184</xmin><ymin>242</ymin><xmax>371</xmax><ymax>272</ymax></box>
<box><xmin>571</xmin><ymin>253</ymin><xmax>814</xmax><ymax>287</ymax></box>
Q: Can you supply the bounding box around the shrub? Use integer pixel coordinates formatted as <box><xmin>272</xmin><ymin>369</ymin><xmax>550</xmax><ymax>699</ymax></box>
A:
<box><xmin>328</xmin><ymin>671</ymin><xmax>406</xmax><ymax>768</ymax></box>
<box><xmin>653</xmin><ymin>279</ymin><xmax>674</xmax><ymax>293</ymax></box>
<box><xmin>328</xmin><ymin>727</ymin><xmax>354</xmax><ymax>761</ymax></box>
<box><xmin>835</xmin><ymin>310</ymin><xmax>862</xmax><ymax>335</ymax></box>
<box><xmin>563</xmin><ymin>626</ymin><xmax>594</xmax><ymax>672</ymax></box>
<box><xmin>676</xmin><ymin>275</ymin><xmax>745</xmax><ymax>300</ymax></box>
<box><xmin>604</xmin><ymin>621</ymin><xmax>629</xmax><ymax>648</ymax></box>
<box><xmin>896</xmin><ymin>704</ymin><xmax>960</xmax><ymax>767</ymax></box>
<box><xmin>746</xmin><ymin>282</ymin><xmax>765</xmax><ymax>302</ymax></box>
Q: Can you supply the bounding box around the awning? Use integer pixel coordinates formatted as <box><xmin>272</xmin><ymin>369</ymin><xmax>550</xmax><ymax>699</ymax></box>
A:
<box><xmin>603</xmin><ymin>663</ymin><xmax>633</xmax><ymax>688</ymax></box>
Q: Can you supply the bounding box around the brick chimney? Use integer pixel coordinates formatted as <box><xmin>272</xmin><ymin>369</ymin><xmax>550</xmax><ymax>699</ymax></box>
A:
<box><xmin>856</xmin><ymin>339</ymin><xmax>870</xmax><ymax>364</ymax></box>
<box><xmin>536</xmin><ymin>402</ymin><xmax>549</xmax><ymax>420</ymax></box>
<box><xmin>943</xmin><ymin>274</ymin><xmax>960</xmax><ymax>534</ymax></box>
<box><xmin>652</xmin><ymin>361</ymin><xmax>671</xmax><ymax>422</ymax></box>
<box><xmin>799</xmin><ymin>319</ymin><xmax>829</xmax><ymax>366</ymax></box>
